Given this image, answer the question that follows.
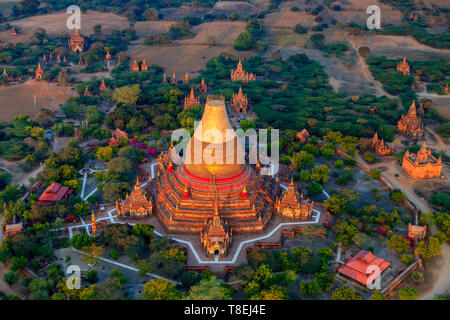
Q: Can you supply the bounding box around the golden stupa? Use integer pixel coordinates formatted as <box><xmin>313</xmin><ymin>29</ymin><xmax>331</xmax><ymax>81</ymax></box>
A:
<box><xmin>185</xmin><ymin>95</ymin><xmax>244</xmax><ymax>179</ymax></box>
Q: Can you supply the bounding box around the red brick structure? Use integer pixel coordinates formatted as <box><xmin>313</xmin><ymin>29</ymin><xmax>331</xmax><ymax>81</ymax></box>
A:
<box><xmin>296</xmin><ymin>129</ymin><xmax>310</xmax><ymax>143</ymax></box>
<box><xmin>338</xmin><ymin>250</ymin><xmax>391</xmax><ymax>288</ymax></box>
<box><xmin>231</xmin><ymin>60</ymin><xmax>255</xmax><ymax>83</ymax></box>
<box><xmin>35</xmin><ymin>64</ymin><xmax>44</xmax><ymax>81</ymax></box>
<box><xmin>398</xmin><ymin>101</ymin><xmax>424</xmax><ymax>139</ymax></box>
<box><xmin>116</xmin><ymin>178</ymin><xmax>153</xmax><ymax>219</ymax></box>
<box><xmin>408</xmin><ymin>223</ymin><xmax>426</xmax><ymax>240</ymax></box>
<box><xmin>105</xmin><ymin>50</ymin><xmax>111</xmax><ymax>62</ymax></box>
<box><xmin>275</xmin><ymin>178</ymin><xmax>312</xmax><ymax>220</ymax></box>
<box><xmin>91</xmin><ymin>212</ymin><xmax>97</xmax><ymax>237</ymax></box>
<box><xmin>4</xmin><ymin>223</ymin><xmax>23</xmax><ymax>238</ymax></box>
<box><xmin>184</xmin><ymin>73</ymin><xmax>190</xmax><ymax>84</ymax></box>
<box><xmin>369</xmin><ymin>132</ymin><xmax>393</xmax><ymax>156</ymax></box>
<box><xmin>183</xmin><ymin>87</ymin><xmax>200</xmax><ymax>109</ymax></box>
<box><xmin>170</xmin><ymin>73</ymin><xmax>177</xmax><ymax>85</ymax></box>
<box><xmin>109</xmin><ymin>128</ymin><xmax>128</xmax><ymax>146</ymax></box>
<box><xmin>99</xmin><ymin>79</ymin><xmax>107</xmax><ymax>91</ymax></box>
<box><xmin>402</xmin><ymin>143</ymin><xmax>442</xmax><ymax>179</ymax></box>
<box><xmin>69</xmin><ymin>28</ymin><xmax>86</xmax><ymax>53</ymax></box>
<box><xmin>131</xmin><ymin>60</ymin><xmax>139</xmax><ymax>72</ymax></box>
<box><xmin>38</xmin><ymin>183</ymin><xmax>73</xmax><ymax>205</ymax></box>
<box><xmin>141</xmin><ymin>60</ymin><xmax>148</xmax><ymax>71</ymax></box>
<box><xmin>199</xmin><ymin>78</ymin><xmax>207</xmax><ymax>93</ymax></box>
<box><xmin>396</xmin><ymin>57</ymin><xmax>411</xmax><ymax>76</ymax></box>
<box><xmin>230</xmin><ymin>87</ymin><xmax>249</xmax><ymax>114</ymax></box>
<box><xmin>201</xmin><ymin>206</ymin><xmax>232</xmax><ymax>257</ymax></box>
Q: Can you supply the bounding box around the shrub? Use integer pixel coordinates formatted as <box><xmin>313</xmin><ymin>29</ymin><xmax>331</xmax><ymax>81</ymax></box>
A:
<box><xmin>87</xmin><ymin>270</ymin><xmax>98</xmax><ymax>284</ymax></box>
<box><xmin>334</xmin><ymin>160</ymin><xmax>344</xmax><ymax>168</ymax></box>
<box><xmin>109</xmin><ymin>248</ymin><xmax>119</xmax><ymax>260</ymax></box>
<box><xmin>400</xmin><ymin>254</ymin><xmax>415</xmax><ymax>265</ymax></box>
<box><xmin>4</xmin><ymin>271</ymin><xmax>19</xmax><ymax>286</ymax></box>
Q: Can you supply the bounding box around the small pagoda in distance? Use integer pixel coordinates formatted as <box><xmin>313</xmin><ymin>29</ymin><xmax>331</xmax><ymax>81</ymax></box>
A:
<box><xmin>183</xmin><ymin>87</ymin><xmax>200</xmax><ymax>109</ymax></box>
<box><xmin>231</xmin><ymin>59</ymin><xmax>255</xmax><ymax>83</ymax></box>
<box><xmin>276</xmin><ymin>178</ymin><xmax>313</xmax><ymax>220</ymax></box>
<box><xmin>116</xmin><ymin>178</ymin><xmax>153</xmax><ymax>219</ymax></box>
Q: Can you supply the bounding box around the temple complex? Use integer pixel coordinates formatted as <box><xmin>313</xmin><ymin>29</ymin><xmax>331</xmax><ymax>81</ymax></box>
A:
<box><xmin>35</xmin><ymin>64</ymin><xmax>43</xmax><ymax>81</ymax></box>
<box><xmin>199</xmin><ymin>78</ymin><xmax>207</xmax><ymax>93</ymax></box>
<box><xmin>68</xmin><ymin>28</ymin><xmax>86</xmax><ymax>53</ymax></box>
<box><xmin>116</xmin><ymin>178</ymin><xmax>153</xmax><ymax>219</ymax></box>
<box><xmin>109</xmin><ymin>128</ymin><xmax>128</xmax><ymax>146</ymax></box>
<box><xmin>276</xmin><ymin>178</ymin><xmax>313</xmax><ymax>220</ymax></box>
<box><xmin>183</xmin><ymin>87</ymin><xmax>200</xmax><ymax>109</ymax></box>
<box><xmin>402</xmin><ymin>143</ymin><xmax>442</xmax><ymax>179</ymax></box>
<box><xmin>231</xmin><ymin>60</ymin><xmax>255</xmax><ymax>83</ymax></box>
<box><xmin>369</xmin><ymin>132</ymin><xmax>393</xmax><ymax>156</ymax></box>
<box><xmin>396</xmin><ymin>57</ymin><xmax>411</xmax><ymax>75</ymax></box>
<box><xmin>398</xmin><ymin>101</ymin><xmax>424</xmax><ymax>139</ymax></box>
<box><xmin>230</xmin><ymin>87</ymin><xmax>249</xmax><ymax>113</ymax></box>
<box><xmin>144</xmin><ymin>95</ymin><xmax>315</xmax><ymax>256</ymax></box>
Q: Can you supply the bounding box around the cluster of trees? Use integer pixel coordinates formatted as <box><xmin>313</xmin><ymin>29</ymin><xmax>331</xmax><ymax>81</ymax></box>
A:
<box><xmin>234</xmin><ymin>19</ymin><xmax>266</xmax><ymax>52</ymax></box>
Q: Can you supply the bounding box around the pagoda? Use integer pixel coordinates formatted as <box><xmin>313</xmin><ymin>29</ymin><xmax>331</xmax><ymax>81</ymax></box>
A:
<box><xmin>2</xmin><ymin>68</ymin><xmax>13</xmax><ymax>81</ymax></box>
<box><xmin>162</xmin><ymin>73</ymin><xmax>167</xmax><ymax>83</ymax></box>
<box><xmin>184</xmin><ymin>73</ymin><xmax>190</xmax><ymax>84</ymax></box>
<box><xmin>11</xmin><ymin>26</ymin><xmax>17</xmax><ymax>35</ymax></box>
<box><xmin>396</xmin><ymin>57</ymin><xmax>411</xmax><ymax>76</ymax></box>
<box><xmin>68</xmin><ymin>28</ymin><xmax>86</xmax><ymax>53</ymax></box>
<box><xmin>84</xmin><ymin>87</ymin><xmax>92</xmax><ymax>96</ymax></box>
<box><xmin>296</xmin><ymin>129</ymin><xmax>310</xmax><ymax>143</ymax></box>
<box><xmin>56</xmin><ymin>54</ymin><xmax>61</xmax><ymax>64</ymax></box>
<box><xmin>231</xmin><ymin>60</ymin><xmax>255</xmax><ymax>83</ymax></box>
<box><xmin>402</xmin><ymin>143</ymin><xmax>442</xmax><ymax>179</ymax></box>
<box><xmin>230</xmin><ymin>87</ymin><xmax>249</xmax><ymax>114</ymax></box>
<box><xmin>183</xmin><ymin>87</ymin><xmax>200</xmax><ymax>109</ymax></box>
<box><xmin>369</xmin><ymin>132</ymin><xmax>393</xmax><ymax>156</ymax></box>
<box><xmin>132</xmin><ymin>60</ymin><xmax>140</xmax><ymax>72</ymax></box>
<box><xmin>148</xmin><ymin>95</ymin><xmax>279</xmax><ymax>240</ymax></box>
<box><xmin>105</xmin><ymin>50</ymin><xmax>111</xmax><ymax>62</ymax></box>
<box><xmin>99</xmin><ymin>79</ymin><xmax>107</xmax><ymax>91</ymax></box>
<box><xmin>49</xmin><ymin>52</ymin><xmax>53</xmax><ymax>61</ymax></box>
<box><xmin>170</xmin><ymin>73</ymin><xmax>177</xmax><ymax>85</ymax></box>
<box><xmin>116</xmin><ymin>178</ymin><xmax>153</xmax><ymax>219</ymax></box>
<box><xmin>141</xmin><ymin>60</ymin><xmax>148</xmax><ymax>71</ymax></box>
<box><xmin>200</xmin><ymin>206</ymin><xmax>232</xmax><ymax>257</ymax></box>
<box><xmin>43</xmin><ymin>54</ymin><xmax>47</xmax><ymax>64</ymax></box>
<box><xmin>275</xmin><ymin>178</ymin><xmax>313</xmax><ymax>220</ymax></box>
<box><xmin>445</xmin><ymin>84</ymin><xmax>449</xmax><ymax>94</ymax></box>
<box><xmin>78</xmin><ymin>56</ymin><xmax>84</xmax><ymax>65</ymax></box>
<box><xmin>398</xmin><ymin>101</ymin><xmax>424</xmax><ymax>139</ymax></box>
<box><xmin>199</xmin><ymin>78</ymin><xmax>208</xmax><ymax>93</ymax></box>
<box><xmin>35</xmin><ymin>64</ymin><xmax>44</xmax><ymax>81</ymax></box>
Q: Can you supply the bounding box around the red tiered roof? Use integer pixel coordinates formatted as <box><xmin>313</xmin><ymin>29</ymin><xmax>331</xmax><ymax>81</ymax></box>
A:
<box><xmin>38</xmin><ymin>183</ymin><xmax>73</xmax><ymax>205</ymax></box>
<box><xmin>338</xmin><ymin>250</ymin><xmax>391</xmax><ymax>287</ymax></box>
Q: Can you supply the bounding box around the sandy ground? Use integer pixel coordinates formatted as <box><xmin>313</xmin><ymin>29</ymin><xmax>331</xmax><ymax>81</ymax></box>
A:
<box><xmin>419</xmin><ymin>243</ymin><xmax>450</xmax><ymax>299</ymax></box>
<box><xmin>130</xmin><ymin>21</ymin><xmax>252</xmax><ymax>77</ymax></box>
<box><xmin>133</xmin><ymin>20</ymin><xmax>174</xmax><ymax>40</ymax></box>
<box><xmin>0</xmin><ymin>81</ymin><xmax>74</xmax><ymax>121</ymax></box>
<box><xmin>350</xmin><ymin>34</ymin><xmax>450</xmax><ymax>61</ymax></box>
<box><xmin>0</xmin><ymin>10</ymin><xmax>130</xmax><ymax>44</ymax></box>
<box><xmin>418</xmin><ymin>93</ymin><xmax>450</xmax><ymax>119</ymax></box>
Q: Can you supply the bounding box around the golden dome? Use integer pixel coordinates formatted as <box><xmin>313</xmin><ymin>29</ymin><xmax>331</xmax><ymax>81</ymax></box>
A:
<box><xmin>185</xmin><ymin>95</ymin><xmax>244</xmax><ymax>178</ymax></box>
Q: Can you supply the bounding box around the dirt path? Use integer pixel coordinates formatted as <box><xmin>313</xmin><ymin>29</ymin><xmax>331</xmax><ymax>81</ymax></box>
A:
<box><xmin>345</xmin><ymin>34</ymin><xmax>395</xmax><ymax>99</ymax></box>
<box><xmin>419</xmin><ymin>243</ymin><xmax>450</xmax><ymax>299</ymax></box>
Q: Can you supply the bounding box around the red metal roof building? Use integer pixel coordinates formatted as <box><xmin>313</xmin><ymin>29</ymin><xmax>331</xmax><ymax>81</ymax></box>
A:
<box><xmin>338</xmin><ymin>250</ymin><xmax>391</xmax><ymax>288</ymax></box>
<box><xmin>37</xmin><ymin>183</ymin><xmax>74</xmax><ymax>205</ymax></box>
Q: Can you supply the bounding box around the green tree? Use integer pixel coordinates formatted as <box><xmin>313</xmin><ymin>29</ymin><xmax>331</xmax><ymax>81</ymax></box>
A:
<box><xmin>371</xmin><ymin>290</ymin><xmax>386</xmax><ymax>300</ymax></box>
<box><xmin>4</xmin><ymin>271</ymin><xmax>19</xmax><ymax>285</ymax></box>
<box><xmin>234</xmin><ymin>32</ymin><xmax>254</xmax><ymax>50</ymax></box>
<box><xmin>332</xmin><ymin>286</ymin><xmax>361</xmax><ymax>300</ymax></box>
<box><xmin>292</xmin><ymin>151</ymin><xmax>315</xmax><ymax>170</ymax></box>
<box><xmin>398</xmin><ymin>285</ymin><xmax>419</xmax><ymax>300</ymax></box>
<box><xmin>142</xmin><ymin>278</ymin><xmax>182</xmax><ymax>300</ymax></box>
<box><xmin>187</xmin><ymin>276</ymin><xmax>231</xmax><ymax>300</ymax></box>
<box><xmin>387</xmin><ymin>235</ymin><xmax>410</xmax><ymax>254</ymax></box>
<box><xmin>113</xmin><ymin>85</ymin><xmax>141</xmax><ymax>105</ymax></box>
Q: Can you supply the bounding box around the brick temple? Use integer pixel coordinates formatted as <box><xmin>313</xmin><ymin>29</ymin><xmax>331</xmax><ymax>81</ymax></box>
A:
<box><xmin>68</xmin><ymin>28</ymin><xmax>86</xmax><ymax>53</ymax></box>
<box><xmin>369</xmin><ymin>132</ymin><xmax>393</xmax><ymax>156</ymax></box>
<box><xmin>398</xmin><ymin>101</ymin><xmax>424</xmax><ymax>139</ymax></box>
<box><xmin>231</xmin><ymin>60</ymin><xmax>255</xmax><ymax>83</ymax></box>
<box><xmin>402</xmin><ymin>143</ymin><xmax>442</xmax><ymax>179</ymax></box>
<box><xmin>230</xmin><ymin>87</ymin><xmax>249</xmax><ymax>114</ymax></box>
<box><xmin>396</xmin><ymin>57</ymin><xmax>411</xmax><ymax>76</ymax></box>
<box><xmin>35</xmin><ymin>64</ymin><xmax>43</xmax><ymax>81</ymax></box>
<box><xmin>183</xmin><ymin>87</ymin><xmax>200</xmax><ymax>109</ymax></box>
<box><xmin>116</xmin><ymin>178</ymin><xmax>153</xmax><ymax>219</ymax></box>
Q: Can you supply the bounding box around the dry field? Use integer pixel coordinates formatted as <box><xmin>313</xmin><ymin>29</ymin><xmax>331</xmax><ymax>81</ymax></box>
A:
<box><xmin>159</xmin><ymin>5</ymin><xmax>209</xmax><ymax>20</ymax></box>
<box><xmin>349</xmin><ymin>34</ymin><xmax>450</xmax><ymax>60</ymax></box>
<box><xmin>264</xmin><ymin>2</ymin><xmax>316</xmax><ymax>28</ymax></box>
<box><xmin>133</xmin><ymin>20</ymin><xmax>174</xmax><ymax>39</ymax></box>
<box><xmin>0</xmin><ymin>10</ymin><xmax>130</xmax><ymax>44</ymax></box>
<box><xmin>209</xmin><ymin>1</ymin><xmax>261</xmax><ymax>18</ymax></box>
<box><xmin>130</xmin><ymin>21</ymin><xmax>252</xmax><ymax>77</ymax></box>
<box><xmin>0</xmin><ymin>81</ymin><xmax>74</xmax><ymax>121</ymax></box>
<box><xmin>0</xmin><ymin>0</ymin><xmax>21</xmax><ymax>18</ymax></box>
